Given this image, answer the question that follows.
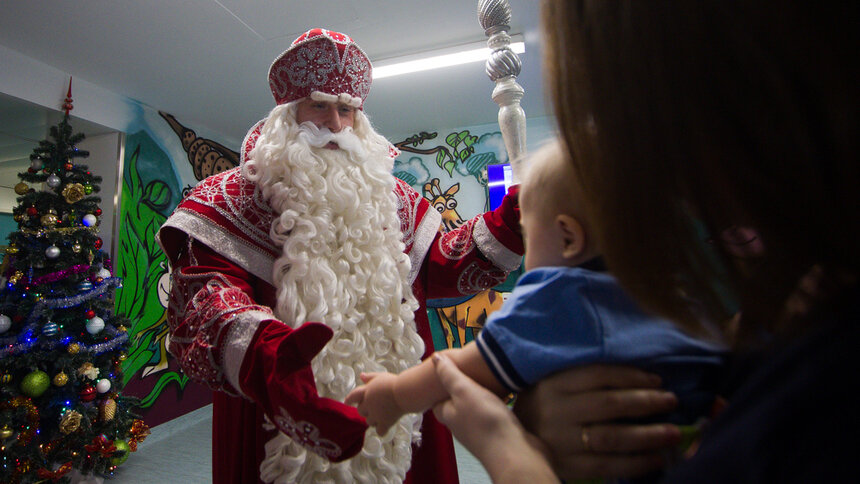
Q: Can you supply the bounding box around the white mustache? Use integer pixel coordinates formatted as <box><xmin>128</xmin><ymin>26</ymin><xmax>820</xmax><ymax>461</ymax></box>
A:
<box><xmin>296</xmin><ymin>121</ymin><xmax>364</xmax><ymax>156</ymax></box>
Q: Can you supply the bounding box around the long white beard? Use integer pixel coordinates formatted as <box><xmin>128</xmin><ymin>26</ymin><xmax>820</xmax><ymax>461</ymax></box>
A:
<box><xmin>243</xmin><ymin>105</ymin><xmax>425</xmax><ymax>483</ymax></box>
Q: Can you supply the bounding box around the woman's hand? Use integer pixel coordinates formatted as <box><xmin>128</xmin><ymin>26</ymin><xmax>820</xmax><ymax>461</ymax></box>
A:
<box><xmin>514</xmin><ymin>364</ymin><xmax>682</xmax><ymax>480</ymax></box>
<box><xmin>432</xmin><ymin>353</ymin><xmax>560</xmax><ymax>484</ymax></box>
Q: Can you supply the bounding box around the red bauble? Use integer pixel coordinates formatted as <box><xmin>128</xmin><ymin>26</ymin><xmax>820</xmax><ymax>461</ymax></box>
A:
<box><xmin>94</xmin><ymin>208</ymin><xmax>102</xmax><ymax>216</ymax></box>
<box><xmin>80</xmin><ymin>386</ymin><xmax>96</xmax><ymax>402</ymax></box>
<box><xmin>85</xmin><ymin>309</ymin><xmax>96</xmax><ymax>319</ymax></box>
<box><xmin>94</xmin><ymin>239</ymin><xmax>103</xmax><ymax>250</ymax></box>
<box><xmin>27</xmin><ymin>207</ymin><xmax>38</xmax><ymax>216</ymax></box>
<box><xmin>65</xmin><ymin>163</ymin><xmax>74</xmax><ymax>171</ymax></box>
<box><xmin>28</xmin><ymin>167</ymin><xmax>37</xmax><ymax>174</ymax></box>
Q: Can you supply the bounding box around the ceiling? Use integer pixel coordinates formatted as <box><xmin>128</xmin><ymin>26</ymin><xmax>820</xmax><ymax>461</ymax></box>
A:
<box><xmin>0</xmin><ymin>0</ymin><xmax>548</xmax><ymax>152</ymax></box>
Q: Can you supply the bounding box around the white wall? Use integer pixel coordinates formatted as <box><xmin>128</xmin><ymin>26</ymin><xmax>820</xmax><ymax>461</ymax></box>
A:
<box><xmin>0</xmin><ymin>44</ymin><xmax>136</xmax><ymax>132</ymax></box>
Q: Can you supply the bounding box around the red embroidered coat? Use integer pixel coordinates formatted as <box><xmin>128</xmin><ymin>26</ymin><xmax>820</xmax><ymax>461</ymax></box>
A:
<box><xmin>156</xmin><ymin>167</ymin><xmax>523</xmax><ymax>483</ymax></box>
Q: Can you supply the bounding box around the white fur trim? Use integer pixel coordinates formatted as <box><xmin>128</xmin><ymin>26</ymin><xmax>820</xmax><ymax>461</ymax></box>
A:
<box><xmin>159</xmin><ymin>211</ymin><xmax>276</xmax><ymax>285</ymax></box>
<box><xmin>222</xmin><ymin>310</ymin><xmax>271</xmax><ymax>398</ymax></box>
<box><xmin>409</xmin><ymin>207</ymin><xmax>442</xmax><ymax>284</ymax></box>
<box><xmin>473</xmin><ymin>216</ymin><xmax>523</xmax><ymax>272</ymax></box>
<box><xmin>310</xmin><ymin>90</ymin><xmax>363</xmax><ymax>108</ymax></box>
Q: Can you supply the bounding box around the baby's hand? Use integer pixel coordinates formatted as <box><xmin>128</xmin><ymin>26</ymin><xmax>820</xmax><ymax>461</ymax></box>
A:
<box><xmin>345</xmin><ymin>372</ymin><xmax>404</xmax><ymax>435</ymax></box>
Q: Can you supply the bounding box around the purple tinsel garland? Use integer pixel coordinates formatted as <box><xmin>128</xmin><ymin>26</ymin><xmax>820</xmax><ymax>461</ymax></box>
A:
<box><xmin>30</xmin><ymin>264</ymin><xmax>91</xmax><ymax>285</ymax></box>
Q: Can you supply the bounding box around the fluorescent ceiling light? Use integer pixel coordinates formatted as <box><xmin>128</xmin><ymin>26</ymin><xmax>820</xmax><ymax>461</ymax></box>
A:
<box><xmin>373</xmin><ymin>36</ymin><xmax>525</xmax><ymax>79</ymax></box>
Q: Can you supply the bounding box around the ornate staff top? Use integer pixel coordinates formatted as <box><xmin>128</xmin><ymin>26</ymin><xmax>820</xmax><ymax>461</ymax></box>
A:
<box><xmin>478</xmin><ymin>0</ymin><xmax>527</xmax><ymax>183</ymax></box>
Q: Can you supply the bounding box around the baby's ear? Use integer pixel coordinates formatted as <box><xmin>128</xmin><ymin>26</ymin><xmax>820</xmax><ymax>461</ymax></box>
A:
<box><xmin>556</xmin><ymin>214</ymin><xmax>586</xmax><ymax>260</ymax></box>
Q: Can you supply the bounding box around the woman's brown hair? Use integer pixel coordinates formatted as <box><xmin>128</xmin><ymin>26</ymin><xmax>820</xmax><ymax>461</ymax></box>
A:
<box><xmin>541</xmin><ymin>0</ymin><xmax>858</xmax><ymax>339</ymax></box>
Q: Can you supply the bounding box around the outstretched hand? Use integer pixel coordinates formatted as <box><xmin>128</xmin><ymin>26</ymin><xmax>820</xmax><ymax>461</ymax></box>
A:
<box><xmin>431</xmin><ymin>353</ymin><xmax>560</xmax><ymax>484</ymax></box>
<box><xmin>345</xmin><ymin>372</ymin><xmax>404</xmax><ymax>436</ymax></box>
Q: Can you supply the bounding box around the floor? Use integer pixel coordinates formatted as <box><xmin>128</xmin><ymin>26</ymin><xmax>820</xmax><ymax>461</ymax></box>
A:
<box><xmin>115</xmin><ymin>404</ymin><xmax>491</xmax><ymax>483</ymax></box>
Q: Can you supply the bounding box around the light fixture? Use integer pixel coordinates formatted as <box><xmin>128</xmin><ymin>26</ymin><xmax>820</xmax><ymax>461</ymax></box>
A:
<box><xmin>373</xmin><ymin>35</ymin><xmax>525</xmax><ymax>79</ymax></box>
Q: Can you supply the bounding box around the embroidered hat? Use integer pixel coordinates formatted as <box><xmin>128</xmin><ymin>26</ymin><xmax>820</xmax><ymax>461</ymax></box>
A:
<box><xmin>268</xmin><ymin>28</ymin><xmax>372</xmax><ymax>109</ymax></box>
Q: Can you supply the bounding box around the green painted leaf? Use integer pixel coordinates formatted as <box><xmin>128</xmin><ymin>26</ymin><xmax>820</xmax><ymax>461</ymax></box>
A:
<box><xmin>137</xmin><ymin>373</ymin><xmax>190</xmax><ymax>408</ymax></box>
<box><xmin>436</xmin><ymin>151</ymin><xmax>446</xmax><ymax>168</ymax></box>
<box><xmin>445</xmin><ymin>132</ymin><xmax>459</xmax><ymax>147</ymax></box>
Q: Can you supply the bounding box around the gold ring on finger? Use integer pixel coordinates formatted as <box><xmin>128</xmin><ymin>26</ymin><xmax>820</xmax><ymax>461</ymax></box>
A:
<box><xmin>580</xmin><ymin>425</ymin><xmax>593</xmax><ymax>452</ymax></box>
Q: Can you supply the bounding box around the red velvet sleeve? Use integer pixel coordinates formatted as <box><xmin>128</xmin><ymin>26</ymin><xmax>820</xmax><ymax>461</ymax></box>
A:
<box><xmin>163</xmin><ymin>236</ymin><xmax>367</xmax><ymax>461</ymax></box>
<box><xmin>421</xmin><ymin>185</ymin><xmax>524</xmax><ymax>299</ymax></box>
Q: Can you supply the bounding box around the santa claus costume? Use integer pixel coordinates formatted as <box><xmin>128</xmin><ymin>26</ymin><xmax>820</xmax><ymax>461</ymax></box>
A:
<box><xmin>157</xmin><ymin>28</ymin><xmax>523</xmax><ymax>484</ymax></box>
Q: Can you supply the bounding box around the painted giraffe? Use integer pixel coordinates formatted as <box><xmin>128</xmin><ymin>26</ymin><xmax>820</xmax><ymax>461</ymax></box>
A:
<box><xmin>421</xmin><ymin>178</ymin><xmax>507</xmax><ymax>350</ymax></box>
<box><xmin>423</xmin><ymin>178</ymin><xmax>465</xmax><ymax>233</ymax></box>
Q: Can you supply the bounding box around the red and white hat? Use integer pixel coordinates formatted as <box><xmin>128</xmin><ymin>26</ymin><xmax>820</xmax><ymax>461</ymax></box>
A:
<box><xmin>268</xmin><ymin>28</ymin><xmax>372</xmax><ymax>109</ymax></box>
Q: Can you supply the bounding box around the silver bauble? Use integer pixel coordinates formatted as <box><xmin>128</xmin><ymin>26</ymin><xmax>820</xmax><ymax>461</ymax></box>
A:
<box><xmin>86</xmin><ymin>316</ymin><xmax>105</xmax><ymax>334</ymax></box>
<box><xmin>45</xmin><ymin>245</ymin><xmax>61</xmax><ymax>259</ymax></box>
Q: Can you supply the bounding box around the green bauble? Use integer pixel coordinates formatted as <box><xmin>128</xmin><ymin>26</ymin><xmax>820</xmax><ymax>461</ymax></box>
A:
<box><xmin>111</xmin><ymin>440</ymin><xmax>131</xmax><ymax>466</ymax></box>
<box><xmin>21</xmin><ymin>370</ymin><xmax>50</xmax><ymax>397</ymax></box>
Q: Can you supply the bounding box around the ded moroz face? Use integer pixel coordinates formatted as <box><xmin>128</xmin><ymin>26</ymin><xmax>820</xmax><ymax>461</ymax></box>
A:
<box><xmin>295</xmin><ymin>98</ymin><xmax>356</xmax><ymax>150</ymax></box>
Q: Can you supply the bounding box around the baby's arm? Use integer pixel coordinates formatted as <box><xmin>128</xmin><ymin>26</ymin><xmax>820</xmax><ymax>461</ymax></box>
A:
<box><xmin>345</xmin><ymin>342</ymin><xmax>508</xmax><ymax>434</ymax></box>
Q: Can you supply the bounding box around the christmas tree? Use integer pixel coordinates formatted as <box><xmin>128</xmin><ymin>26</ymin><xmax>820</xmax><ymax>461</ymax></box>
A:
<box><xmin>0</xmin><ymin>80</ymin><xmax>148</xmax><ymax>483</ymax></box>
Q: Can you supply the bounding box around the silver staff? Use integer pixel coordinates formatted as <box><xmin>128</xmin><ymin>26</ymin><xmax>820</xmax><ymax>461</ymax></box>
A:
<box><xmin>478</xmin><ymin>0</ymin><xmax>527</xmax><ymax>183</ymax></box>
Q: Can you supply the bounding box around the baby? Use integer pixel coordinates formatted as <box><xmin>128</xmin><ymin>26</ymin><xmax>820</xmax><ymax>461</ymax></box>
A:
<box><xmin>346</xmin><ymin>139</ymin><xmax>724</xmax><ymax>443</ymax></box>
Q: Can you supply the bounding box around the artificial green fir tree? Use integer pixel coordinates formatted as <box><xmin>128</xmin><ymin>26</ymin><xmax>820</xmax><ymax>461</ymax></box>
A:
<box><xmin>0</xmin><ymin>80</ymin><xmax>148</xmax><ymax>483</ymax></box>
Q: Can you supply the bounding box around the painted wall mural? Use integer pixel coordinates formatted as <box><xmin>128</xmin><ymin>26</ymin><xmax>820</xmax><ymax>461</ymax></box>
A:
<box><xmin>116</xmin><ymin>127</ymin><xmax>213</xmax><ymax>427</ymax></box>
<box><xmin>391</xmin><ymin>129</ymin><xmax>523</xmax><ymax>351</ymax></box>
<box><xmin>117</xmin><ymin>111</ymin><xmax>242</xmax><ymax>426</ymax></box>
<box><xmin>158</xmin><ymin>112</ymin><xmax>239</xmax><ymax>191</ymax></box>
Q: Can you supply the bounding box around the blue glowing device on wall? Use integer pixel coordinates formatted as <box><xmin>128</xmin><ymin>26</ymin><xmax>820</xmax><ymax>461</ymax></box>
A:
<box><xmin>487</xmin><ymin>163</ymin><xmax>514</xmax><ymax>210</ymax></box>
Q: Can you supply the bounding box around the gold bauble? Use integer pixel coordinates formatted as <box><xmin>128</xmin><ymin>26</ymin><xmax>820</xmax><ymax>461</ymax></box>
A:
<box><xmin>100</xmin><ymin>398</ymin><xmax>117</xmax><ymax>421</ymax></box>
<box><xmin>0</xmin><ymin>425</ymin><xmax>13</xmax><ymax>439</ymax></box>
<box><xmin>53</xmin><ymin>371</ymin><xmax>69</xmax><ymax>386</ymax></box>
<box><xmin>5</xmin><ymin>245</ymin><xmax>18</xmax><ymax>255</ymax></box>
<box><xmin>118</xmin><ymin>352</ymin><xmax>128</xmax><ymax>361</ymax></box>
<box><xmin>67</xmin><ymin>342</ymin><xmax>81</xmax><ymax>354</ymax></box>
<box><xmin>59</xmin><ymin>410</ymin><xmax>82</xmax><ymax>434</ymax></box>
<box><xmin>14</xmin><ymin>182</ymin><xmax>30</xmax><ymax>195</ymax></box>
<box><xmin>40</xmin><ymin>209</ymin><xmax>58</xmax><ymax>227</ymax></box>
<box><xmin>72</xmin><ymin>243</ymin><xmax>82</xmax><ymax>253</ymax></box>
